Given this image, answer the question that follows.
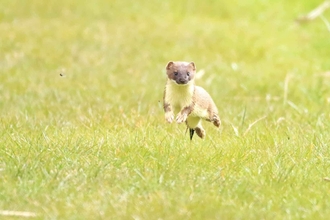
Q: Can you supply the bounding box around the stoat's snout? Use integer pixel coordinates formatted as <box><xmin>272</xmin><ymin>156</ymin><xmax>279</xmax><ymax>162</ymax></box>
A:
<box><xmin>173</xmin><ymin>71</ymin><xmax>191</xmax><ymax>85</ymax></box>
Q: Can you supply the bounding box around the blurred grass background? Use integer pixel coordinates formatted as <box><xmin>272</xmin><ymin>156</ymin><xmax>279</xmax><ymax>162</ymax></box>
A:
<box><xmin>1</xmin><ymin>0</ymin><xmax>330</xmax><ymax>219</ymax></box>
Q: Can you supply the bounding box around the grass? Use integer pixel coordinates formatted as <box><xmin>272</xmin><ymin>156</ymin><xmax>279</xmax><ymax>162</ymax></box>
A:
<box><xmin>1</xmin><ymin>0</ymin><xmax>330</xmax><ymax>219</ymax></box>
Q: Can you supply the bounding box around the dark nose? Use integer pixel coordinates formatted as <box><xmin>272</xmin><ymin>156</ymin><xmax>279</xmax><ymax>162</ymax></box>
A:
<box><xmin>179</xmin><ymin>78</ymin><xmax>186</xmax><ymax>83</ymax></box>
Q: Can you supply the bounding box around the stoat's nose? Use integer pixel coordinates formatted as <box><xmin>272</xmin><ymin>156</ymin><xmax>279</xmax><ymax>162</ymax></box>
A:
<box><xmin>179</xmin><ymin>79</ymin><xmax>186</xmax><ymax>84</ymax></box>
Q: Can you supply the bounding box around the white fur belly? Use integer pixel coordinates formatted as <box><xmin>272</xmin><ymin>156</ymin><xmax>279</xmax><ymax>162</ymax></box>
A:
<box><xmin>165</xmin><ymin>82</ymin><xmax>194</xmax><ymax>114</ymax></box>
<box><xmin>186</xmin><ymin>116</ymin><xmax>201</xmax><ymax>128</ymax></box>
<box><xmin>168</xmin><ymin>93</ymin><xmax>192</xmax><ymax>114</ymax></box>
<box><xmin>190</xmin><ymin>105</ymin><xmax>209</xmax><ymax>119</ymax></box>
<box><xmin>186</xmin><ymin>106</ymin><xmax>209</xmax><ymax>129</ymax></box>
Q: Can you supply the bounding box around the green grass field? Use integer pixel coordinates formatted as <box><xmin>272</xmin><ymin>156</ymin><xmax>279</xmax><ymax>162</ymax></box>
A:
<box><xmin>1</xmin><ymin>0</ymin><xmax>330</xmax><ymax>219</ymax></box>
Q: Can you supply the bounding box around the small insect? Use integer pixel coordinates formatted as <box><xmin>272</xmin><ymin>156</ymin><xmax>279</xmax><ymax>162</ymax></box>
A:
<box><xmin>59</xmin><ymin>68</ymin><xmax>66</xmax><ymax>77</ymax></box>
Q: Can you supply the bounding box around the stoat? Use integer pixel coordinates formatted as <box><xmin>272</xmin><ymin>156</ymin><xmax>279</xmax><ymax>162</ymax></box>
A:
<box><xmin>163</xmin><ymin>61</ymin><xmax>221</xmax><ymax>140</ymax></box>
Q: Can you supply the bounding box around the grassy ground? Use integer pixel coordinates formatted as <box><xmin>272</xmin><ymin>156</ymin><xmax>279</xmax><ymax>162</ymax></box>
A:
<box><xmin>1</xmin><ymin>0</ymin><xmax>330</xmax><ymax>219</ymax></box>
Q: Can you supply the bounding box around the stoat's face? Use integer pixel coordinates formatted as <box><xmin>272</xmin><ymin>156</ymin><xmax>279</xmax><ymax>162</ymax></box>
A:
<box><xmin>166</xmin><ymin>61</ymin><xmax>196</xmax><ymax>85</ymax></box>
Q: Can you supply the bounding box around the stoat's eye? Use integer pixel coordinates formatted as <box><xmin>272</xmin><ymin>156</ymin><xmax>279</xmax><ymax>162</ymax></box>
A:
<box><xmin>174</xmin><ymin>72</ymin><xmax>178</xmax><ymax>76</ymax></box>
<box><xmin>187</xmin><ymin>72</ymin><xmax>190</xmax><ymax>76</ymax></box>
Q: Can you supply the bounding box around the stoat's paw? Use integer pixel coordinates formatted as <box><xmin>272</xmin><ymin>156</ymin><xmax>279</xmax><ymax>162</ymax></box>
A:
<box><xmin>165</xmin><ymin>112</ymin><xmax>174</xmax><ymax>123</ymax></box>
<box><xmin>212</xmin><ymin>115</ymin><xmax>221</xmax><ymax>127</ymax></box>
<box><xmin>195</xmin><ymin>127</ymin><xmax>206</xmax><ymax>139</ymax></box>
<box><xmin>176</xmin><ymin>113</ymin><xmax>187</xmax><ymax>124</ymax></box>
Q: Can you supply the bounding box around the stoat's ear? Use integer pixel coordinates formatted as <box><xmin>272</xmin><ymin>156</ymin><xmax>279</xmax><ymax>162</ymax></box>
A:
<box><xmin>189</xmin><ymin>62</ymin><xmax>196</xmax><ymax>71</ymax></box>
<box><xmin>166</xmin><ymin>61</ymin><xmax>174</xmax><ymax>70</ymax></box>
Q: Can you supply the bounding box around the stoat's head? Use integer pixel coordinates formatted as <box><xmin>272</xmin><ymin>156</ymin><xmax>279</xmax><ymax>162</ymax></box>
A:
<box><xmin>166</xmin><ymin>61</ymin><xmax>196</xmax><ymax>86</ymax></box>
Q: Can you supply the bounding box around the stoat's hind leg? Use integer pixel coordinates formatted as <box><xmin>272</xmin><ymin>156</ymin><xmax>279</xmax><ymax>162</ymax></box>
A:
<box><xmin>195</xmin><ymin>126</ymin><xmax>206</xmax><ymax>139</ymax></box>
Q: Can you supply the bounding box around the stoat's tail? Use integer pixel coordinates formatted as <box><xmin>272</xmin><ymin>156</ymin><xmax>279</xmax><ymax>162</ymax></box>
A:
<box><xmin>189</xmin><ymin>128</ymin><xmax>194</xmax><ymax>140</ymax></box>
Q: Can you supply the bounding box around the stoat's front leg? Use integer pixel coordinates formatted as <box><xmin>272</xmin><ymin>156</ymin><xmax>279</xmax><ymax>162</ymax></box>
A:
<box><xmin>176</xmin><ymin>105</ymin><xmax>194</xmax><ymax>124</ymax></box>
<box><xmin>164</xmin><ymin>102</ymin><xmax>174</xmax><ymax>123</ymax></box>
